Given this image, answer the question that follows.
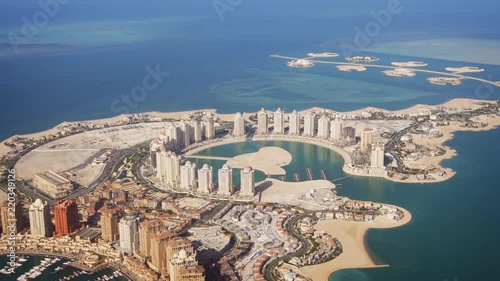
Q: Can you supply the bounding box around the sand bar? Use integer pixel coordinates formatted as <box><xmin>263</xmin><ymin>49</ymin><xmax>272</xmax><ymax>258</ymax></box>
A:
<box><xmin>336</xmin><ymin>65</ymin><xmax>367</xmax><ymax>72</ymax></box>
<box><xmin>296</xmin><ymin>207</ymin><xmax>412</xmax><ymax>281</ymax></box>
<box><xmin>225</xmin><ymin>146</ymin><xmax>292</xmax><ymax>175</ymax></box>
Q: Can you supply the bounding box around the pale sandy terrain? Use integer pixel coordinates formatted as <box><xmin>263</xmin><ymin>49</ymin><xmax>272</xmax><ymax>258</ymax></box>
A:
<box><xmin>296</xmin><ymin>207</ymin><xmax>412</xmax><ymax>281</ymax></box>
<box><xmin>336</xmin><ymin>65</ymin><xmax>367</xmax><ymax>72</ymax></box>
<box><xmin>15</xmin><ymin>149</ymin><xmax>99</xmax><ymax>180</ymax></box>
<box><xmin>73</xmin><ymin>164</ymin><xmax>105</xmax><ymax>187</ymax></box>
<box><xmin>226</xmin><ymin>147</ymin><xmax>292</xmax><ymax>175</ymax></box>
<box><xmin>445</xmin><ymin>66</ymin><xmax>484</xmax><ymax>73</ymax></box>
<box><xmin>259</xmin><ymin>178</ymin><xmax>335</xmax><ymax>210</ymax></box>
<box><xmin>307</xmin><ymin>52</ymin><xmax>339</xmax><ymax>58</ymax></box>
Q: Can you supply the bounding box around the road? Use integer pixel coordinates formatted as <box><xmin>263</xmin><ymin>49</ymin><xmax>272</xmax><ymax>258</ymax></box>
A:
<box><xmin>2</xmin><ymin>143</ymin><xmax>147</xmax><ymax>206</ymax></box>
<box><xmin>263</xmin><ymin>214</ymin><xmax>310</xmax><ymax>281</ymax></box>
<box><xmin>385</xmin><ymin>123</ymin><xmax>419</xmax><ymax>170</ymax></box>
<box><xmin>271</xmin><ymin>55</ymin><xmax>500</xmax><ymax>88</ymax></box>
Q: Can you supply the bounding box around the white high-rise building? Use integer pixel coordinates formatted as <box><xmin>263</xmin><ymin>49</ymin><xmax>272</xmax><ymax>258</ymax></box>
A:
<box><xmin>197</xmin><ymin>164</ymin><xmax>213</xmax><ymax>193</ymax></box>
<box><xmin>204</xmin><ymin>118</ymin><xmax>215</xmax><ymax>140</ymax></box>
<box><xmin>180</xmin><ymin>161</ymin><xmax>197</xmax><ymax>190</ymax></box>
<box><xmin>217</xmin><ymin>164</ymin><xmax>233</xmax><ymax>196</ymax></box>
<box><xmin>193</xmin><ymin>121</ymin><xmax>202</xmax><ymax>143</ymax></box>
<box><xmin>119</xmin><ymin>210</ymin><xmax>139</xmax><ymax>254</ymax></box>
<box><xmin>288</xmin><ymin>110</ymin><xmax>300</xmax><ymax>135</ymax></box>
<box><xmin>330</xmin><ymin>118</ymin><xmax>344</xmax><ymax>141</ymax></box>
<box><xmin>156</xmin><ymin>150</ymin><xmax>181</xmax><ymax>187</ymax></box>
<box><xmin>370</xmin><ymin>142</ymin><xmax>385</xmax><ymax>168</ymax></box>
<box><xmin>165</xmin><ymin>125</ymin><xmax>179</xmax><ymax>151</ymax></box>
<box><xmin>179</xmin><ymin>121</ymin><xmax>192</xmax><ymax>148</ymax></box>
<box><xmin>273</xmin><ymin>108</ymin><xmax>285</xmax><ymax>134</ymax></box>
<box><xmin>317</xmin><ymin>115</ymin><xmax>330</xmax><ymax>139</ymax></box>
<box><xmin>240</xmin><ymin>166</ymin><xmax>255</xmax><ymax>197</ymax></box>
<box><xmin>303</xmin><ymin>112</ymin><xmax>316</xmax><ymax>136</ymax></box>
<box><xmin>233</xmin><ymin>112</ymin><xmax>245</xmax><ymax>137</ymax></box>
<box><xmin>28</xmin><ymin>199</ymin><xmax>52</xmax><ymax>237</ymax></box>
<box><xmin>257</xmin><ymin>108</ymin><xmax>268</xmax><ymax>134</ymax></box>
<box><xmin>361</xmin><ymin>128</ymin><xmax>374</xmax><ymax>153</ymax></box>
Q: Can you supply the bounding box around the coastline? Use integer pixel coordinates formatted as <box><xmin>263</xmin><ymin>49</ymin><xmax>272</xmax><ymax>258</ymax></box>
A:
<box><xmin>295</xmin><ymin>206</ymin><xmax>412</xmax><ymax>281</ymax></box>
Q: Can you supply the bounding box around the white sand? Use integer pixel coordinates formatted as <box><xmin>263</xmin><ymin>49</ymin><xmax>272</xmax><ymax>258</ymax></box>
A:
<box><xmin>296</xmin><ymin>207</ymin><xmax>412</xmax><ymax>281</ymax></box>
<box><xmin>258</xmin><ymin>178</ymin><xmax>335</xmax><ymax>210</ymax></box>
<box><xmin>445</xmin><ymin>66</ymin><xmax>484</xmax><ymax>73</ymax></box>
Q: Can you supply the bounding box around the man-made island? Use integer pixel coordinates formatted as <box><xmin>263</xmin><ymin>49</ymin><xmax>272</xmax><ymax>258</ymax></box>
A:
<box><xmin>0</xmin><ymin>98</ymin><xmax>498</xmax><ymax>281</ymax></box>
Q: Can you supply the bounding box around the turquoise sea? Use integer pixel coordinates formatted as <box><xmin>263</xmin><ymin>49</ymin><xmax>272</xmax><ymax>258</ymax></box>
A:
<box><xmin>189</xmin><ymin>131</ymin><xmax>500</xmax><ymax>281</ymax></box>
<box><xmin>1</xmin><ymin>1</ymin><xmax>499</xmax><ymax>281</ymax></box>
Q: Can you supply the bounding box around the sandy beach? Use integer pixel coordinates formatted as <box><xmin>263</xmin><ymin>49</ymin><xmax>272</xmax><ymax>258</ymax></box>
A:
<box><xmin>296</xmin><ymin>207</ymin><xmax>412</xmax><ymax>281</ymax></box>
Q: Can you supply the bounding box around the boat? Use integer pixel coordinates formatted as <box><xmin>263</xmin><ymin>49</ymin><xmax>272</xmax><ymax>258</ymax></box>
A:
<box><xmin>19</xmin><ymin>257</ymin><xmax>28</xmax><ymax>263</ymax></box>
<box><xmin>63</xmin><ymin>261</ymin><xmax>71</xmax><ymax>265</ymax></box>
<box><xmin>0</xmin><ymin>269</ymin><xmax>13</xmax><ymax>274</ymax></box>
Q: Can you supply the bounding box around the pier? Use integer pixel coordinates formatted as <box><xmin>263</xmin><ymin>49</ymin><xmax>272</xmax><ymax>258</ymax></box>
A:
<box><xmin>293</xmin><ymin>173</ymin><xmax>300</xmax><ymax>182</ymax></box>
<box><xmin>319</xmin><ymin>169</ymin><xmax>327</xmax><ymax>180</ymax></box>
<box><xmin>306</xmin><ymin>168</ymin><xmax>314</xmax><ymax>180</ymax></box>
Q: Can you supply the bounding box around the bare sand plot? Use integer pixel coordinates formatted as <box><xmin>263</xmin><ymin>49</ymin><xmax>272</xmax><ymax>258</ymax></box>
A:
<box><xmin>15</xmin><ymin>149</ymin><xmax>99</xmax><ymax>180</ymax></box>
<box><xmin>259</xmin><ymin>178</ymin><xmax>335</xmax><ymax>209</ymax></box>
<box><xmin>226</xmin><ymin>147</ymin><xmax>291</xmax><ymax>175</ymax></box>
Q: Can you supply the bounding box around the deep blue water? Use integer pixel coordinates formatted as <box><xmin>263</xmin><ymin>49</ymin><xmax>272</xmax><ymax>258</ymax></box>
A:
<box><xmin>0</xmin><ymin>2</ymin><xmax>499</xmax><ymax>281</ymax></box>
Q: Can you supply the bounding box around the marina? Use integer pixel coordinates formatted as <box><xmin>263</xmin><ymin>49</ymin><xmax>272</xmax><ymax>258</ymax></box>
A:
<box><xmin>0</xmin><ymin>255</ymin><xmax>128</xmax><ymax>281</ymax></box>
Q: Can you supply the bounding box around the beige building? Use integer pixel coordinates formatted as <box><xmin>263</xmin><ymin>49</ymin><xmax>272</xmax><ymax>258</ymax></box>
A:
<box><xmin>330</xmin><ymin>118</ymin><xmax>344</xmax><ymax>141</ymax></box>
<box><xmin>217</xmin><ymin>164</ymin><xmax>233</xmax><ymax>196</ymax></box>
<box><xmin>360</xmin><ymin>128</ymin><xmax>374</xmax><ymax>153</ymax></box>
<box><xmin>303</xmin><ymin>111</ymin><xmax>316</xmax><ymax>137</ymax></box>
<box><xmin>150</xmin><ymin>231</ymin><xmax>176</xmax><ymax>274</ymax></box>
<box><xmin>139</xmin><ymin>219</ymin><xmax>165</xmax><ymax>257</ymax></box>
<box><xmin>197</xmin><ymin>164</ymin><xmax>213</xmax><ymax>194</ymax></box>
<box><xmin>100</xmin><ymin>206</ymin><xmax>121</xmax><ymax>243</ymax></box>
<box><xmin>288</xmin><ymin>110</ymin><xmax>300</xmax><ymax>135</ymax></box>
<box><xmin>370</xmin><ymin>142</ymin><xmax>385</xmax><ymax>168</ymax></box>
<box><xmin>257</xmin><ymin>108</ymin><xmax>268</xmax><ymax>134</ymax></box>
<box><xmin>180</xmin><ymin>161</ymin><xmax>197</xmax><ymax>191</ymax></box>
<box><xmin>167</xmin><ymin>238</ymin><xmax>203</xmax><ymax>281</ymax></box>
<box><xmin>233</xmin><ymin>112</ymin><xmax>245</xmax><ymax>137</ymax></box>
<box><xmin>204</xmin><ymin>117</ymin><xmax>215</xmax><ymax>140</ymax></box>
<box><xmin>33</xmin><ymin>170</ymin><xmax>73</xmax><ymax>199</ymax></box>
<box><xmin>156</xmin><ymin>150</ymin><xmax>182</xmax><ymax>187</ymax></box>
<box><xmin>240</xmin><ymin>166</ymin><xmax>255</xmax><ymax>197</ymax></box>
<box><xmin>317</xmin><ymin>115</ymin><xmax>330</xmax><ymax>139</ymax></box>
<box><xmin>273</xmin><ymin>108</ymin><xmax>285</xmax><ymax>134</ymax></box>
<box><xmin>1</xmin><ymin>200</ymin><xmax>25</xmax><ymax>235</ymax></box>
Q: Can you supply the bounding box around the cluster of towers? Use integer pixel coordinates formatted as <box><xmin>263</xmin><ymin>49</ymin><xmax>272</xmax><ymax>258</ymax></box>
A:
<box><xmin>255</xmin><ymin>108</ymin><xmax>347</xmax><ymax>141</ymax></box>
<box><xmin>1</xmin><ymin>199</ymin><xmax>79</xmax><ymax>238</ymax></box>
<box><xmin>155</xmin><ymin>117</ymin><xmax>215</xmax><ymax>154</ymax></box>
<box><xmin>108</xmin><ymin>209</ymin><xmax>204</xmax><ymax>280</ymax></box>
<box><xmin>155</xmin><ymin>154</ymin><xmax>256</xmax><ymax>197</ymax></box>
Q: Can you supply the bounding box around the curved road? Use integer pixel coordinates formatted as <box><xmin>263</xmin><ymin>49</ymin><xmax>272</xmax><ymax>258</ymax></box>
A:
<box><xmin>263</xmin><ymin>214</ymin><xmax>310</xmax><ymax>281</ymax></box>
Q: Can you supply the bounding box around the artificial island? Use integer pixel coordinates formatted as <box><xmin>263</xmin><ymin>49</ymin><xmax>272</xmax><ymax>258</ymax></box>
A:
<box><xmin>1</xmin><ymin>97</ymin><xmax>499</xmax><ymax>281</ymax></box>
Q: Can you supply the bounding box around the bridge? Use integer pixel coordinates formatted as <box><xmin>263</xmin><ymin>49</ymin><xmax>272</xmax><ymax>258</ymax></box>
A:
<box><xmin>185</xmin><ymin>155</ymin><xmax>232</xmax><ymax>161</ymax></box>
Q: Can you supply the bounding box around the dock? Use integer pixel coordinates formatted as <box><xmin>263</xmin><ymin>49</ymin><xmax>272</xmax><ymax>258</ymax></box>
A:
<box><xmin>306</xmin><ymin>168</ymin><xmax>314</xmax><ymax>180</ymax></box>
<box><xmin>319</xmin><ymin>169</ymin><xmax>327</xmax><ymax>180</ymax></box>
<box><xmin>293</xmin><ymin>173</ymin><xmax>300</xmax><ymax>182</ymax></box>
